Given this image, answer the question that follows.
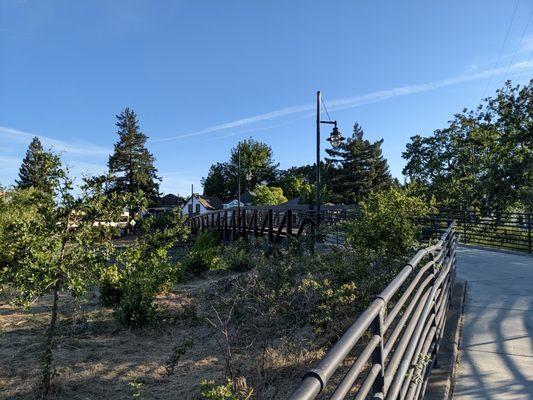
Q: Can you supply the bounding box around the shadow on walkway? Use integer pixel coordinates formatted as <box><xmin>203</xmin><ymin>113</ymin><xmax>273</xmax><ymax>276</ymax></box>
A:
<box><xmin>453</xmin><ymin>247</ymin><xmax>533</xmax><ymax>400</ymax></box>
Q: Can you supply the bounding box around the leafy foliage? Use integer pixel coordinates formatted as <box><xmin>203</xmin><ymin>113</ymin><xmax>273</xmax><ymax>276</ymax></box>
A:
<box><xmin>200</xmin><ymin>378</ymin><xmax>253</xmax><ymax>400</ymax></box>
<box><xmin>345</xmin><ymin>188</ymin><xmax>434</xmax><ymax>266</ymax></box>
<box><xmin>223</xmin><ymin>240</ymin><xmax>255</xmax><ymax>272</ymax></box>
<box><xmin>251</xmin><ymin>184</ymin><xmax>287</xmax><ymax>205</ymax></box>
<box><xmin>202</xmin><ymin>139</ymin><xmax>279</xmax><ymax>200</ymax></box>
<box><xmin>0</xmin><ymin>170</ymin><xmax>123</xmax><ymax>394</ymax></box>
<box><xmin>165</xmin><ymin>338</ymin><xmax>193</xmax><ymax>376</ymax></box>
<box><xmin>403</xmin><ymin>80</ymin><xmax>532</xmax><ymax>211</ymax></box>
<box><xmin>184</xmin><ymin>231</ymin><xmax>222</xmax><ymax>275</ymax></box>
<box><xmin>99</xmin><ymin>264</ymin><xmax>123</xmax><ymax>307</ymax></box>
<box><xmin>110</xmin><ymin>209</ymin><xmax>190</xmax><ymax>327</ymax></box>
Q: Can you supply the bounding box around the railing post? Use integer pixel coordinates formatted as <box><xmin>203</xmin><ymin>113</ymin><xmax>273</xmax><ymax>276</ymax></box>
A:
<box><xmin>430</xmin><ymin>246</ymin><xmax>441</xmax><ymax>368</ymax></box>
<box><xmin>527</xmin><ymin>212</ymin><xmax>531</xmax><ymax>254</ymax></box>
<box><xmin>371</xmin><ymin>307</ymin><xmax>385</xmax><ymax>399</ymax></box>
<box><xmin>268</xmin><ymin>209</ymin><xmax>274</xmax><ymax>243</ymax></box>
<box><xmin>253</xmin><ymin>210</ymin><xmax>258</xmax><ymax>238</ymax></box>
<box><xmin>232</xmin><ymin>210</ymin><xmax>237</xmax><ymax>240</ymax></box>
<box><xmin>224</xmin><ymin>210</ymin><xmax>228</xmax><ymax>241</ymax></box>
<box><xmin>242</xmin><ymin>209</ymin><xmax>247</xmax><ymax>239</ymax></box>
<box><xmin>287</xmin><ymin>209</ymin><xmax>293</xmax><ymax>237</ymax></box>
<box><xmin>463</xmin><ymin>210</ymin><xmax>467</xmax><ymax>244</ymax></box>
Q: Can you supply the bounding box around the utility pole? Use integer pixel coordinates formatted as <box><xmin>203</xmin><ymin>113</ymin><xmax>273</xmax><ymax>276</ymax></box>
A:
<box><xmin>316</xmin><ymin>91</ymin><xmax>321</xmax><ymax>225</ymax></box>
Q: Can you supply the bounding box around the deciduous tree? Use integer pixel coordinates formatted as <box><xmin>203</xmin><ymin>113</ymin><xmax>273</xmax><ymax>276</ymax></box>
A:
<box><xmin>0</xmin><ymin>170</ymin><xmax>123</xmax><ymax>395</ymax></box>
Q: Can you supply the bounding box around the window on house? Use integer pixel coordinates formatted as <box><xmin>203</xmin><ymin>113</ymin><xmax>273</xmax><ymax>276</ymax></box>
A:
<box><xmin>195</xmin><ymin>204</ymin><xmax>201</xmax><ymax>213</ymax></box>
<box><xmin>188</xmin><ymin>204</ymin><xmax>193</xmax><ymax>213</ymax></box>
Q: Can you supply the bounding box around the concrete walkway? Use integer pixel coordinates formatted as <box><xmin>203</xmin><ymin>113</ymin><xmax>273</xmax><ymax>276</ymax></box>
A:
<box><xmin>454</xmin><ymin>247</ymin><xmax>533</xmax><ymax>399</ymax></box>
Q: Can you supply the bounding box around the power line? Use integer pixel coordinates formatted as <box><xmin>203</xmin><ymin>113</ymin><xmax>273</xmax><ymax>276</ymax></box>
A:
<box><xmin>505</xmin><ymin>5</ymin><xmax>533</xmax><ymax>77</ymax></box>
<box><xmin>482</xmin><ymin>0</ymin><xmax>520</xmax><ymax>98</ymax></box>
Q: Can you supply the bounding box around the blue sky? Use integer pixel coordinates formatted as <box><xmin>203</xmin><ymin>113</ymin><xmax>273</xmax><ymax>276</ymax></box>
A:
<box><xmin>1</xmin><ymin>0</ymin><xmax>532</xmax><ymax>196</ymax></box>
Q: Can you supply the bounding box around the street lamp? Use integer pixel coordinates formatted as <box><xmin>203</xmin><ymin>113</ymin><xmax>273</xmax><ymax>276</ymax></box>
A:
<box><xmin>316</xmin><ymin>90</ymin><xmax>344</xmax><ymax>225</ymax></box>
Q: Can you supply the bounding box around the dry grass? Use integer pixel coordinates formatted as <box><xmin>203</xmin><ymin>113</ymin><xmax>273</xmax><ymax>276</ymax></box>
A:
<box><xmin>0</xmin><ymin>273</ymin><xmax>323</xmax><ymax>400</ymax></box>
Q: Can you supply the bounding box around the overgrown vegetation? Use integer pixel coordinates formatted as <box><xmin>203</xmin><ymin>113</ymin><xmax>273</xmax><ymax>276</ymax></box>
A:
<box><xmin>0</xmin><ymin>174</ymin><xmax>123</xmax><ymax>395</ymax></box>
<box><xmin>345</xmin><ymin>188</ymin><xmax>435</xmax><ymax>266</ymax></box>
<box><xmin>107</xmin><ymin>209</ymin><xmax>190</xmax><ymax>328</ymax></box>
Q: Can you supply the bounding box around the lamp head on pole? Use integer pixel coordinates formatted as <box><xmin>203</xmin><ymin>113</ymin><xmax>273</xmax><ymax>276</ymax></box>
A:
<box><xmin>327</xmin><ymin>122</ymin><xmax>345</xmax><ymax>148</ymax></box>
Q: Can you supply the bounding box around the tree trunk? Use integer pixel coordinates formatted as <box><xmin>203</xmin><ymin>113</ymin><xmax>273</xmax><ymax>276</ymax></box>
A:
<box><xmin>41</xmin><ymin>282</ymin><xmax>60</xmax><ymax>397</ymax></box>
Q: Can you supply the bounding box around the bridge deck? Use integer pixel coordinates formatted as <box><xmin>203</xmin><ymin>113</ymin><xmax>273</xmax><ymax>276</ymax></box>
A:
<box><xmin>454</xmin><ymin>246</ymin><xmax>533</xmax><ymax>399</ymax></box>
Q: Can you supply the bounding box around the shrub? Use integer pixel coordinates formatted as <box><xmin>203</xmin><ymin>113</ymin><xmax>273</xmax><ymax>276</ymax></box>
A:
<box><xmin>111</xmin><ymin>211</ymin><xmax>189</xmax><ymax>328</ymax></box>
<box><xmin>116</xmin><ymin>287</ymin><xmax>158</xmax><ymax>328</ymax></box>
<box><xmin>165</xmin><ymin>338</ymin><xmax>193</xmax><ymax>376</ymax></box>
<box><xmin>193</xmin><ymin>230</ymin><xmax>220</xmax><ymax>250</ymax></box>
<box><xmin>200</xmin><ymin>379</ymin><xmax>236</xmax><ymax>400</ymax></box>
<box><xmin>185</xmin><ymin>231</ymin><xmax>222</xmax><ymax>274</ymax></box>
<box><xmin>223</xmin><ymin>240</ymin><xmax>254</xmax><ymax>272</ymax></box>
<box><xmin>345</xmin><ymin>188</ymin><xmax>435</xmax><ymax>267</ymax></box>
<box><xmin>99</xmin><ymin>264</ymin><xmax>123</xmax><ymax>307</ymax></box>
<box><xmin>200</xmin><ymin>378</ymin><xmax>253</xmax><ymax>400</ymax></box>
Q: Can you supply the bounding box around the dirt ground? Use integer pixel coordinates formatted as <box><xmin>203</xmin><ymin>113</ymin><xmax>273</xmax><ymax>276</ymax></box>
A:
<box><xmin>0</xmin><ymin>273</ymin><xmax>322</xmax><ymax>400</ymax></box>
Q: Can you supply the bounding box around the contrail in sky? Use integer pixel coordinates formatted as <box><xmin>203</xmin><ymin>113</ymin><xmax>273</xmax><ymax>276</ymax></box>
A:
<box><xmin>151</xmin><ymin>61</ymin><xmax>533</xmax><ymax>143</ymax></box>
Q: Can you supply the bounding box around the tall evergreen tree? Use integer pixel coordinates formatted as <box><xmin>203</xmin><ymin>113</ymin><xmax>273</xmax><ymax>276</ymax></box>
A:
<box><xmin>107</xmin><ymin>108</ymin><xmax>160</xmax><ymax>204</ymax></box>
<box><xmin>16</xmin><ymin>137</ymin><xmax>62</xmax><ymax>194</ymax></box>
<box><xmin>326</xmin><ymin>123</ymin><xmax>392</xmax><ymax>204</ymax></box>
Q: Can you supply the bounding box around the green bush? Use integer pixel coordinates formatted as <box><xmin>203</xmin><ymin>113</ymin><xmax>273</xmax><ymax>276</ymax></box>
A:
<box><xmin>200</xmin><ymin>379</ymin><xmax>237</xmax><ymax>400</ymax></box>
<box><xmin>192</xmin><ymin>230</ymin><xmax>220</xmax><ymax>250</ymax></box>
<box><xmin>99</xmin><ymin>264</ymin><xmax>123</xmax><ymax>307</ymax></box>
<box><xmin>185</xmin><ymin>248</ymin><xmax>221</xmax><ymax>274</ymax></box>
<box><xmin>110</xmin><ymin>211</ymin><xmax>189</xmax><ymax>328</ymax></box>
<box><xmin>185</xmin><ymin>231</ymin><xmax>222</xmax><ymax>275</ymax></box>
<box><xmin>200</xmin><ymin>378</ymin><xmax>253</xmax><ymax>400</ymax></box>
<box><xmin>223</xmin><ymin>240</ymin><xmax>254</xmax><ymax>272</ymax></box>
<box><xmin>345</xmin><ymin>188</ymin><xmax>435</xmax><ymax>267</ymax></box>
<box><xmin>116</xmin><ymin>286</ymin><xmax>158</xmax><ymax>328</ymax></box>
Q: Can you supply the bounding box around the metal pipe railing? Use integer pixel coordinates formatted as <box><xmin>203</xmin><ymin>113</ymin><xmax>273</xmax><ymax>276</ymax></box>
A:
<box><xmin>288</xmin><ymin>222</ymin><xmax>457</xmax><ymax>400</ymax></box>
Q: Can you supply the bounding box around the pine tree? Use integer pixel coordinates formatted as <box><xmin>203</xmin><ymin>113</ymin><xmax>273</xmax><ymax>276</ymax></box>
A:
<box><xmin>16</xmin><ymin>137</ymin><xmax>62</xmax><ymax>194</ymax></box>
<box><xmin>107</xmin><ymin>108</ymin><xmax>160</xmax><ymax>204</ymax></box>
<box><xmin>326</xmin><ymin>123</ymin><xmax>392</xmax><ymax>203</ymax></box>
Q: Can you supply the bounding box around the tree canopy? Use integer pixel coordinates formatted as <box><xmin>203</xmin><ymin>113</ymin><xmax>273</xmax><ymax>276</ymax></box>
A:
<box><xmin>252</xmin><ymin>184</ymin><xmax>287</xmax><ymax>205</ymax></box>
<box><xmin>402</xmin><ymin>80</ymin><xmax>532</xmax><ymax>211</ymax></box>
<box><xmin>202</xmin><ymin>139</ymin><xmax>279</xmax><ymax>200</ymax></box>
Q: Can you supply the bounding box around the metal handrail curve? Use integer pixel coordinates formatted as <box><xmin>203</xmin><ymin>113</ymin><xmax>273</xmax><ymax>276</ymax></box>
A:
<box><xmin>289</xmin><ymin>222</ymin><xmax>457</xmax><ymax>400</ymax></box>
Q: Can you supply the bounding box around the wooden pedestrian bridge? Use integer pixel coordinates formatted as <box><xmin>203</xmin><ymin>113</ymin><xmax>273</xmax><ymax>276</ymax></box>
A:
<box><xmin>185</xmin><ymin>208</ymin><xmax>533</xmax><ymax>399</ymax></box>
<box><xmin>185</xmin><ymin>205</ymin><xmax>356</xmax><ymax>242</ymax></box>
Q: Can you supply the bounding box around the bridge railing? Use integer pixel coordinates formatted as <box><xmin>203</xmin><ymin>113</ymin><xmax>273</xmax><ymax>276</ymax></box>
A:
<box><xmin>289</xmin><ymin>222</ymin><xmax>457</xmax><ymax>400</ymax></box>
<box><xmin>185</xmin><ymin>207</ymin><xmax>355</xmax><ymax>242</ymax></box>
<box><xmin>421</xmin><ymin>210</ymin><xmax>531</xmax><ymax>253</ymax></box>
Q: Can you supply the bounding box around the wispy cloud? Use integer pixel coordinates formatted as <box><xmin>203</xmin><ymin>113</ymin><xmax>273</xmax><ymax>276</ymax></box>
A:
<box><xmin>0</xmin><ymin>126</ymin><xmax>110</xmax><ymax>156</ymax></box>
<box><xmin>0</xmin><ymin>126</ymin><xmax>111</xmax><ymax>188</ymax></box>
<box><xmin>152</xmin><ymin>61</ymin><xmax>533</xmax><ymax>143</ymax></box>
<box><xmin>520</xmin><ymin>34</ymin><xmax>533</xmax><ymax>53</ymax></box>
